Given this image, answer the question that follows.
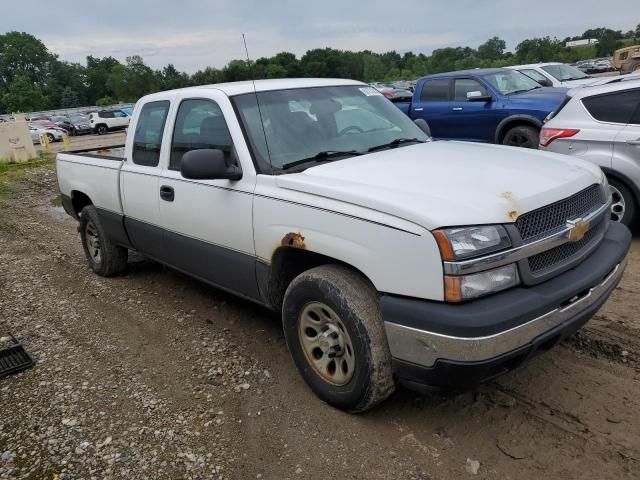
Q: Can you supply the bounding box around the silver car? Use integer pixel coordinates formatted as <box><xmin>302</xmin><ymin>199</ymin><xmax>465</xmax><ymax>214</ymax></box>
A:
<box><xmin>540</xmin><ymin>80</ymin><xmax>640</xmax><ymax>227</ymax></box>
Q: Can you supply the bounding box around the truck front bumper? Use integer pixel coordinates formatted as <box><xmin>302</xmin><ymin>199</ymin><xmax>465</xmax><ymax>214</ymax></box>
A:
<box><xmin>381</xmin><ymin>221</ymin><xmax>631</xmax><ymax>390</ymax></box>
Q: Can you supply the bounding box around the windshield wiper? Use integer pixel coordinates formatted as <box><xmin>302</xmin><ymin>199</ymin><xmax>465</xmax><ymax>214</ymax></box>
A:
<box><xmin>281</xmin><ymin>150</ymin><xmax>362</xmax><ymax>170</ymax></box>
<box><xmin>506</xmin><ymin>87</ymin><xmax>537</xmax><ymax>95</ymax></box>
<box><xmin>367</xmin><ymin>138</ymin><xmax>425</xmax><ymax>153</ymax></box>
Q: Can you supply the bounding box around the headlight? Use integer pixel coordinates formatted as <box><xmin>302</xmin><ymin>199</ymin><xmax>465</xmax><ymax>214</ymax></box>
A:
<box><xmin>444</xmin><ymin>264</ymin><xmax>519</xmax><ymax>302</ymax></box>
<box><xmin>433</xmin><ymin>225</ymin><xmax>511</xmax><ymax>261</ymax></box>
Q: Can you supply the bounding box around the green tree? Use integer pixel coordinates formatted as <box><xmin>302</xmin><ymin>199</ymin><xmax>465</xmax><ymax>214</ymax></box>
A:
<box><xmin>61</xmin><ymin>86</ymin><xmax>80</xmax><ymax>108</ymax></box>
<box><xmin>86</xmin><ymin>56</ymin><xmax>121</xmax><ymax>104</ymax></box>
<box><xmin>2</xmin><ymin>74</ymin><xmax>46</xmax><ymax>112</ymax></box>
<box><xmin>159</xmin><ymin>64</ymin><xmax>190</xmax><ymax>90</ymax></box>
<box><xmin>96</xmin><ymin>96</ymin><xmax>116</xmax><ymax>106</ymax></box>
<box><xmin>478</xmin><ymin>37</ymin><xmax>506</xmax><ymax>60</ymax></box>
<box><xmin>363</xmin><ymin>54</ymin><xmax>385</xmax><ymax>82</ymax></box>
<box><xmin>515</xmin><ymin>37</ymin><xmax>563</xmax><ymax>63</ymax></box>
<box><xmin>0</xmin><ymin>32</ymin><xmax>51</xmax><ymax>92</ymax></box>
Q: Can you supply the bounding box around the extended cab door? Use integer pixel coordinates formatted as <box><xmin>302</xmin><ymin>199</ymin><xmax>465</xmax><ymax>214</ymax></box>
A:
<box><xmin>120</xmin><ymin>99</ymin><xmax>172</xmax><ymax>260</ymax></box>
<box><xmin>157</xmin><ymin>93</ymin><xmax>260</xmax><ymax>300</ymax></box>
<box><xmin>445</xmin><ymin>77</ymin><xmax>498</xmax><ymax>142</ymax></box>
<box><xmin>409</xmin><ymin>78</ymin><xmax>451</xmax><ymax>139</ymax></box>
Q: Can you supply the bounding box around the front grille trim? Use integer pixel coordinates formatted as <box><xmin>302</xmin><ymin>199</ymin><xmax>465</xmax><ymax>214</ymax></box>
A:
<box><xmin>515</xmin><ymin>184</ymin><xmax>604</xmax><ymax>242</ymax></box>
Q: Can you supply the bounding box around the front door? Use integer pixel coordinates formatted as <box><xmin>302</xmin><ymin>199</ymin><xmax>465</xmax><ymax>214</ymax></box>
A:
<box><xmin>157</xmin><ymin>95</ymin><xmax>259</xmax><ymax>300</ymax></box>
<box><xmin>446</xmin><ymin>77</ymin><xmax>497</xmax><ymax>142</ymax></box>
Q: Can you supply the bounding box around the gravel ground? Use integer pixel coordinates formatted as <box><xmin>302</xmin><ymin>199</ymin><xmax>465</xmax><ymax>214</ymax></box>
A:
<box><xmin>0</xmin><ymin>161</ymin><xmax>639</xmax><ymax>479</ymax></box>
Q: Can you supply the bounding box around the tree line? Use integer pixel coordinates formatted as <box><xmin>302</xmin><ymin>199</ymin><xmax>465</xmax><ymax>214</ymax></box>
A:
<box><xmin>1</xmin><ymin>24</ymin><xmax>639</xmax><ymax>114</ymax></box>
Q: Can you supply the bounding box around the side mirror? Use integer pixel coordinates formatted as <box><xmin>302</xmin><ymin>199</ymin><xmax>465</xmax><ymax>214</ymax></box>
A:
<box><xmin>181</xmin><ymin>149</ymin><xmax>242</xmax><ymax>181</ymax></box>
<box><xmin>466</xmin><ymin>91</ymin><xmax>492</xmax><ymax>102</ymax></box>
<box><xmin>538</xmin><ymin>79</ymin><xmax>552</xmax><ymax>87</ymax></box>
<box><xmin>414</xmin><ymin>118</ymin><xmax>431</xmax><ymax>137</ymax></box>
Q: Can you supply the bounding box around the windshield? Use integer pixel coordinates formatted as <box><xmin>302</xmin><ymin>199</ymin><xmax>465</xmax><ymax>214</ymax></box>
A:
<box><xmin>481</xmin><ymin>70</ymin><xmax>541</xmax><ymax>95</ymax></box>
<box><xmin>541</xmin><ymin>64</ymin><xmax>589</xmax><ymax>81</ymax></box>
<box><xmin>233</xmin><ymin>85</ymin><xmax>429</xmax><ymax>172</ymax></box>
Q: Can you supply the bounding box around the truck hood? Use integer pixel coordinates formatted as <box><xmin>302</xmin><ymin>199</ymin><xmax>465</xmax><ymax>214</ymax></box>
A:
<box><xmin>560</xmin><ymin>78</ymin><xmax>597</xmax><ymax>87</ymax></box>
<box><xmin>506</xmin><ymin>87</ymin><xmax>567</xmax><ymax>108</ymax></box>
<box><xmin>276</xmin><ymin>141</ymin><xmax>603</xmax><ymax>231</ymax></box>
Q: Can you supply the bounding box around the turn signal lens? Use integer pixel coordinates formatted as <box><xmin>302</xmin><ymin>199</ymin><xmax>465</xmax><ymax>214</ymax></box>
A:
<box><xmin>444</xmin><ymin>264</ymin><xmax>519</xmax><ymax>302</ymax></box>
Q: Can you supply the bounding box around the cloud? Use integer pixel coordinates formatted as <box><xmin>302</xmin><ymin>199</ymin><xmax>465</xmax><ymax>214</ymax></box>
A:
<box><xmin>6</xmin><ymin>0</ymin><xmax>638</xmax><ymax>72</ymax></box>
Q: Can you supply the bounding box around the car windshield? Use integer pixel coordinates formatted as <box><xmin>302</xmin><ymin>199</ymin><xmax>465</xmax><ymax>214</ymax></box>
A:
<box><xmin>233</xmin><ymin>85</ymin><xmax>429</xmax><ymax>172</ymax></box>
<box><xmin>541</xmin><ymin>64</ymin><xmax>589</xmax><ymax>81</ymax></box>
<box><xmin>481</xmin><ymin>70</ymin><xmax>542</xmax><ymax>95</ymax></box>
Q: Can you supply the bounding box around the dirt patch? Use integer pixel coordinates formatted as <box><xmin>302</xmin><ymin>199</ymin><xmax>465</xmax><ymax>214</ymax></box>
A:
<box><xmin>0</xmin><ymin>166</ymin><xmax>639</xmax><ymax>479</ymax></box>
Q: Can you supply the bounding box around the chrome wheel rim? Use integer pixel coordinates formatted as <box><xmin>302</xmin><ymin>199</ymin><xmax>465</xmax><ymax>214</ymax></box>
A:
<box><xmin>85</xmin><ymin>220</ymin><xmax>102</xmax><ymax>264</ymax></box>
<box><xmin>298</xmin><ymin>302</ymin><xmax>355</xmax><ymax>386</ymax></box>
<box><xmin>610</xmin><ymin>185</ymin><xmax>626</xmax><ymax>223</ymax></box>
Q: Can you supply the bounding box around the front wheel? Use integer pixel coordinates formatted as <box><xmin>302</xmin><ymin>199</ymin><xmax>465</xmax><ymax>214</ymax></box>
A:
<box><xmin>79</xmin><ymin>206</ymin><xmax>128</xmax><ymax>276</ymax></box>
<box><xmin>282</xmin><ymin>265</ymin><xmax>395</xmax><ymax>412</ymax></box>
<box><xmin>502</xmin><ymin>125</ymin><xmax>539</xmax><ymax>149</ymax></box>
<box><xmin>608</xmin><ymin>178</ymin><xmax>637</xmax><ymax>228</ymax></box>
<box><xmin>96</xmin><ymin>125</ymin><xmax>108</xmax><ymax>135</ymax></box>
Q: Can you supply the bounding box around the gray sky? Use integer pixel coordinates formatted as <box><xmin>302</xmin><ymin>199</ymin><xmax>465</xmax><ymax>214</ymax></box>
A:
<box><xmin>3</xmin><ymin>1</ymin><xmax>637</xmax><ymax>72</ymax></box>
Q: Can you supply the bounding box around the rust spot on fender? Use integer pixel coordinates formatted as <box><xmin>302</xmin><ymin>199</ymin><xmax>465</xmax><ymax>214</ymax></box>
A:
<box><xmin>508</xmin><ymin>210</ymin><xmax>518</xmax><ymax>221</ymax></box>
<box><xmin>281</xmin><ymin>232</ymin><xmax>306</xmax><ymax>249</ymax></box>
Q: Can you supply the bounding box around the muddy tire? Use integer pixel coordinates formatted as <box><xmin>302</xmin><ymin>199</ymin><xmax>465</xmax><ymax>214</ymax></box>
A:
<box><xmin>502</xmin><ymin>125</ymin><xmax>539</xmax><ymax>149</ymax></box>
<box><xmin>282</xmin><ymin>265</ymin><xmax>395</xmax><ymax>412</ymax></box>
<box><xmin>79</xmin><ymin>205</ymin><xmax>128</xmax><ymax>276</ymax></box>
<box><xmin>608</xmin><ymin>177</ymin><xmax>637</xmax><ymax>229</ymax></box>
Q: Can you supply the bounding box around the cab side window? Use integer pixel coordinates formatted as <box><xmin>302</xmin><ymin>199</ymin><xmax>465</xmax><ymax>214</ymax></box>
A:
<box><xmin>453</xmin><ymin>79</ymin><xmax>488</xmax><ymax>101</ymax></box>
<box><xmin>132</xmin><ymin>101</ymin><xmax>170</xmax><ymax>167</ymax></box>
<box><xmin>170</xmin><ymin>99</ymin><xmax>234</xmax><ymax>171</ymax></box>
<box><xmin>420</xmin><ymin>79</ymin><xmax>450</xmax><ymax>102</ymax></box>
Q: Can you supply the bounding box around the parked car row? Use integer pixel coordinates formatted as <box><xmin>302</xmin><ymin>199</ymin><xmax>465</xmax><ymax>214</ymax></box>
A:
<box><xmin>574</xmin><ymin>57</ymin><xmax>616</xmax><ymax>74</ymax></box>
<box><xmin>391</xmin><ymin>66</ymin><xmax>640</xmax><ymax>228</ymax></box>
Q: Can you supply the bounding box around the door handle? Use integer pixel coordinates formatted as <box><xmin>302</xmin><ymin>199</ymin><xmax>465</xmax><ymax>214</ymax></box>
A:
<box><xmin>160</xmin><ymin>185</ymin><xmax>174</xmax><ymax>202</ymax></box>
<box><xmin>626</xmin><ymin>139</ymin><xmax>640</xmax><ymax>146</ymax></box>
<box><xmin>452</xmin><ymin>107</ymin><xmax>463</xmax><ymax>111</ymax></box>
<box><xmin>413</xmin><ymin>107</ymin><xmax>424</xmax><ymax>112</ymax></box>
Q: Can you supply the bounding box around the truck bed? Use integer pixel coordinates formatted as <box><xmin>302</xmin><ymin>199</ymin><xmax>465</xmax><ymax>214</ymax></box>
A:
<box><xmin>56</xmin><ymin>146</ymin><xmax>126</xmax><ymax>217</ymax></box>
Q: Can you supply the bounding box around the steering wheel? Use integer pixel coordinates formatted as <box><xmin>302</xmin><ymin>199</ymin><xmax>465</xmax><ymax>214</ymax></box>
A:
<box><xmin>339</xmin><ymin>125</ymin><xmax>364</xmax><ymax>135</ymax></box>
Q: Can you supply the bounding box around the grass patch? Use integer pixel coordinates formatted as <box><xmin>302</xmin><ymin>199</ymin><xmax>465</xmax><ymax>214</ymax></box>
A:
<box><xmin>0</xmin><ymin>156</ymin><xmax>55</xmax><ymax>230</ymax></box>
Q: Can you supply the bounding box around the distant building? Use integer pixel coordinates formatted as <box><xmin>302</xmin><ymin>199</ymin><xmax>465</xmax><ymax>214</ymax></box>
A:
<box><xmin>565</xmin><ymin>38</ymin><xmax>599</xmax><ymax>48</ymax></box>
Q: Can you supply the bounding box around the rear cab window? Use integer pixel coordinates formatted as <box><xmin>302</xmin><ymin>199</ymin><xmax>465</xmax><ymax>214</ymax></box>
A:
<box><xmin>132</xmin><ymin>101</ymin><xmax>171</xmax><ymax>167</ymax></box>
<box><xmin>582</xmin><ymin>89</ymin><xmax>640</xmax><ymax>124</ymax></box>
<box><xmin>420</xmin><ymin>79</ymin><xmax>450</xmax><ymax>102</ymax></box>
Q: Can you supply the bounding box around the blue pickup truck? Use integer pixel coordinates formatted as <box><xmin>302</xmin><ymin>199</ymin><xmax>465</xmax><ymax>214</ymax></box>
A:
<box><xmin>395</xmin><ymin>68</ymin><xmax>568</xmax><ymax>148</ymax></box>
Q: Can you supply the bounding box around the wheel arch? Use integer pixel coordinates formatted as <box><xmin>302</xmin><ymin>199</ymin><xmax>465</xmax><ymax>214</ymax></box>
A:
<box><xmin>601</xmin><ymin>167</ymin><xmax>640</xmax><ymax>206</ymax></box>
<box><xmin>70</xmin><ymin>190</ymin><xmax>94</xmax><ymax>218</ymax></box>
<box><xmin>260</xmin><ymin>246</ymin><xmax>377</xmax><ymax>311</ymax></box>
<box><xmin>494</xmin><ymin>115</ymin><xmax>543</xmax><ymax>144</ymax></box>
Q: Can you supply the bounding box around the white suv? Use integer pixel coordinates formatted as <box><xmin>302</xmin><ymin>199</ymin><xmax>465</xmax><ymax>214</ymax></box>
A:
<box><xmin>508</xmin><ymin>63</ymin><xmax>596</xmax><ymax>88</ymax></box>
<box><xmin>90</xmin><ymin>109</ymin><xmax>130</xmax><ymax>135</ymax></box>
<box><xmin>540</xmin><ymin>80</ymin><xmax>640</xmax><ymax>226</ymax></box>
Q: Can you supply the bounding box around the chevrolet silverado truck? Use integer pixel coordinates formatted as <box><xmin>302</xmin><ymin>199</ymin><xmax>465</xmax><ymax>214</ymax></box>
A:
<box><xmin>394</xmin><ymin>68</ymin><xmax>567</xmax><ymax>148</ymax></box>
<box><xmin>56</xmin><ymin>78</ymin><xmax>631</xmax><ymax>412</ymax></box>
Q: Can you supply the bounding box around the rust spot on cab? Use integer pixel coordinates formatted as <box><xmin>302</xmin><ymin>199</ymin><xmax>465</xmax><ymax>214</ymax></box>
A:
<box><xmin>281</xmin><ymin>232</ymin><xmax>306</xmax><ymax>249</ymax></box>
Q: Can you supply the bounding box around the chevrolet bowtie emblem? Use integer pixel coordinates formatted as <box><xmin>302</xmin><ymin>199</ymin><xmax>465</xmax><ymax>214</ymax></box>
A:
<box><xmin>567</xmin><ymin>218</ymin><xmax>590</xmax><ymax>242</ymax></box>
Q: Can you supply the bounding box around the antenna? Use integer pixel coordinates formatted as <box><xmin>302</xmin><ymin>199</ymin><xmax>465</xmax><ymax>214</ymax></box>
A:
<box><xmin>242</xmin><ymin>33</ymin><xmax>273</xmax><ymax>171</ymax></box>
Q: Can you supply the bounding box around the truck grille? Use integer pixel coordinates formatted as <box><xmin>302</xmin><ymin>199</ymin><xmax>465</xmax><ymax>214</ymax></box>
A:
<box><xmin>515</xmin><ymin>184</ymin><xmax>604</xmax><ymax>241</ymax></box>
<box><xmin>527</xmin><ymin>222</ymin><xmax>601</xmax><ymax>274</ymax></box>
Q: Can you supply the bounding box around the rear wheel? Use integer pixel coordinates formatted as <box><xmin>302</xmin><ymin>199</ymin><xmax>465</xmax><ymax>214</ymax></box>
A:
<box><xmin>79</xmin><ymin>206</ymin><xmax>128</xmax><ymax>276</ymax></box>
<box><xmin>46</xmin><ymin>133</ymin><xmax>55</xmax><ymax>143</ymax></box>
<box><xmin>608</xmin><ymin>178</ymin><xmax>637</xmax><ymax>228</ymax></box>
<box><xmin>282</xmin><ymin>265</ymin><xmax>395</xmax><ymax>412</ymax></box>
<box><xmin>96</xmin><ymin>125</ymin><xmax>108</xmax><ymax>135</ymax></box>
<box><xmin>502</xmin><ymin>125</ymin><xmax>539</xmax><ymax>149</ymax></box>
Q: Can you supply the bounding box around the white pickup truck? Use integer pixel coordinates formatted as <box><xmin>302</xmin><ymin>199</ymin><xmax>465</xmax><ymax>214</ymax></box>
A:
<box><xmin>57</xmin><ymin>78</ymin><xmax>631</xmax><ymax>412</ymax></box>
